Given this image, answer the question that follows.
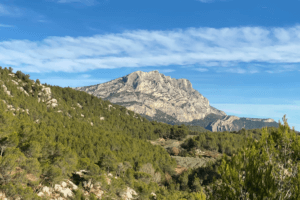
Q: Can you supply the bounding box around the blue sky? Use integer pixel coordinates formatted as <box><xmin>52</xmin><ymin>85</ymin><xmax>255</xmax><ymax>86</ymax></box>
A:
<box><xmin>0</xmin><ymin>0</ymin><xmax>299</xmax><ymax>130</ymax></box>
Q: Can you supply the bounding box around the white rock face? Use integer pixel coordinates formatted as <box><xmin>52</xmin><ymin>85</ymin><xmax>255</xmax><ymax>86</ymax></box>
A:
<box><xmin>42</xmin><ymin>186</ymin><xmax>53</xmax><ymax>195</ymax></box>
<box><xmin>54</xmin><ymin>183</ymin><xmax>73</xmax><ymax>198</ymax></box>
<box><xmin>11</xmin><ymin>80</ymin><xmax>18</xmax><ymax>85</ymax></box>
<box><xmin>42</xmin><ymin>87</ymin><xmax>51</xmax><ymax>95</ymax></box>
<box><xmin>46</xmin><ymin>98</ymin><xmax>58</xmax><ymax>108</ymax></box>
<box><xmin>67</xmin><ymin>180</ymin><xmax>78</xmax><ymax>190</ymax></box>
<box><xmin>77</xmin><ymin>103</ymin><xmax>83</xmax><ymax>108</ymax></box>
<box><xmin>1</xmin><ymin>84</ymin><xmax>12</xmax><ymax>97</ymax></box>
<box><xmin>121</xmin><ymin>187</ymin><xmax>138</xmax><ymax>200</ymax></box>
<box><xmin>210</xmin><ymin>116</ymin><xmax>241</xmax><ymax>132</ymax></box>
<box><xmin>75</xmin><ymin>71</ymin><xmax>226</xmax><ymax>122</ymax></box>
<box><xmin>17</xmin><ymin>86</ymin><xmax>29</xmax><ymax>96</ymax></box>
<box><xmin>0</xmin><ymin>192</ymin><xmax>7</xmax><ymax>200</ymax></box>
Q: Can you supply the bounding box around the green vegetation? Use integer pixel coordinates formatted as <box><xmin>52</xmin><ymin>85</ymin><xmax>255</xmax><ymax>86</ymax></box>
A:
<box><xmin>210</xmin><ymin>116</ymin><xmax>300</xmax><ymax>199</ymax></box>
<box><xmin>187</xmin><ymin>126</ymin><xmax>211</xmax><ymax>135</ymax></box>
<box><xmin>0</xmin><ymin>67</ymin><xmax>204</xmax><ymax>199</ymax></box>
<box><xmin>181</xmin><ymin>128</ymin><xmax>265</xmax><ymax>156</ymax></box>
<box><xmin>1</xmin><ymin>66</ymin><xmax>299</xmax><ymax>199</ymax></box>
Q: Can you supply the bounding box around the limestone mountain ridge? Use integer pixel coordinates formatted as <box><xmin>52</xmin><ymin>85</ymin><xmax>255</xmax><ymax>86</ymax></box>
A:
<box><xmin>75</xmin><ymin>70</ymin><xmax>278</xmax><ymax>132</ymax></box>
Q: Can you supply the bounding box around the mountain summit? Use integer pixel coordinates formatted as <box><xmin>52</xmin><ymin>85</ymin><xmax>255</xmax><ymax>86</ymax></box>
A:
<box><xmin>75</xmin><ymin>70</ymin><xmax>278</xmax><ymax>131</ymax></box>
<box><xmin>75</xmin><ymin>70</ymin><xmax>226</xmax><ymax>123</ymax></box>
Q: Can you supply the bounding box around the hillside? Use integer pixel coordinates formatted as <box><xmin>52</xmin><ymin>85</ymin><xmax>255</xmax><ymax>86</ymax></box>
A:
<box><xmin>1</xmin><ymin>67</ymin><xmax>298</xmax><ymax>200</ymax></box>
<box><xmin>0</xmin><ymin>67</ymin><xmax>206</xmax><ymax>199</ymax></box>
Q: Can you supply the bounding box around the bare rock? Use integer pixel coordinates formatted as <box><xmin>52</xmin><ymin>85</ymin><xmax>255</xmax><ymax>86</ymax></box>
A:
<box><xmin>54</xmin><ymin>184</ymin><xmax>73</xmax><ymax>198</ymax></box>
<box><xmin>42</xmin><ymin>186</ymin><xmax>53</xmax><ymax>196</ymax></box>
<box><xmin>0</xmin><ymin>192</ymin><xmax>7</xmax><ymax>200</ymax></box>
<box><xmin>42</xmin><ymin>87</ymin><xmax>51</xmax><ymax>95</ymax></box>
<box><xmin>75</xmin><ymin>71</ymin><xmax>226</xmax><ymax>123</ymax></box>
<box><xmin>120</xmin><ymin>187</ymin><xmax>138</xmax><ymax>200</ymax></box>
<box><xmin>210</xmin><ymin>116</ymin><xmax>241</xmax><ymax>132</ymax></box>
<box><xmin>46</xmin><ymin>99</ymin><xmax>58</xmax><ymax>108</ymax></box>
<box><xmin>67</xmin><ymin>180</ymin><xmax>78</xmax><ymax>190</ymax></box>
<box><xmin>1</xmin><ymin>84</ymin><xmax>7</xmax><ymax>92</ymax></box>
<box><xmin>11</xmin><ymin>80</ymin><xmax>18</xmax><ymax>85</ymax></box>
<box><xmin>17</xmin><ymin>87</ymin><xmax>29</xmax><ymax>96</ymax></box>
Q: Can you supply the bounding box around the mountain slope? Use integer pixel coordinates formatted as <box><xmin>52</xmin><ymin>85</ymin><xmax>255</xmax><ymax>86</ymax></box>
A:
<box><xmin>0</xmin><ymin>67</ymin><xmax>206</xmax><ymax>199</ymax></box>
<box><xmin>75</xmin><ymin>70</ymin><xmax>278</xmax><ymax>132</ymax></box>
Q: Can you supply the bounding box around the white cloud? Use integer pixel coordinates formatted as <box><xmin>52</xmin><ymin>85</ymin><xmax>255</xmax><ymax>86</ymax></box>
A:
<box><xmin>197</xmin><ymin>0</ymin><xmax>214</xmax><ymax>3</ymax></box>
<box><xmin>2</xmin><ymin>26</ymin><xmax>300</xmax><ymax>73</ymax></box>
<box><xmin>55</xmin><ymin>0</ymin><xmax>96</xmax><ymax>5</ymax></box>
<box><xmin>0</xmin><ymin>23</ymin><xmax>14</xmax><ymax>28</ymax></box>
<box><xmin>212</xmin><ymin>103</ymin><xmax>300</xmax><ymax>131</ymax></box>
<box><xmin>0</xmin><ymin>3</ymin><xmax>21</xmax><ymax>16</ymax></box>
<box><xmin>197</xmin><ymin>0</ymin><xmax>229</xmax><ymax>2</ymax></box>
<box><xmin>81</xmin><ymin>74</ymin><xmax>91</xmax><ymax>78</ymax></box>
<box><xmin>195</xmin><ymin>68</ymin><xmax>208</xmax><ymax>72</ymax></box>
<box><xmin>157</xmin><ymin>69</ymin><xmax>175</xmax><ymax>73</ymax></box>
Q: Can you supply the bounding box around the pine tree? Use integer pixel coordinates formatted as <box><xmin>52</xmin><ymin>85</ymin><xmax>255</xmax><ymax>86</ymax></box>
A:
<box><xmin>212</xmin><ymin>115</ymin><xmax>300</xmax><ymax>199</ymax></box>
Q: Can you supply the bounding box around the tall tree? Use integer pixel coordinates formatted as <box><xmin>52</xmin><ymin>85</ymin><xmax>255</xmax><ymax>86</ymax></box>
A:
<box><xmin>211</xmin><ymin>115</ymin><xmax>300</xmax><ymax>199</ymax></box>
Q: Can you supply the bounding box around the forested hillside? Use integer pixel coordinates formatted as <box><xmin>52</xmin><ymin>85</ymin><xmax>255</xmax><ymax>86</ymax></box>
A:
<box><xmin>0</xmin><ymin>67</ymin><xmax>205</xmax><ymax>199</ymax></box>
<box><xmin>1</xmin><ymin>66</ymin><xmax>299</xmax><ymax>200</ymax></box>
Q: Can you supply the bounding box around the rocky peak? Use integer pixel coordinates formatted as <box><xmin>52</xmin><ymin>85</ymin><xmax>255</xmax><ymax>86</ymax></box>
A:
<box><xmin>75</xmin><ymin>70</ymin><xmax>226</xmax><ymax>123</ymax></box>
<box><xmin>120</xmin><ymin>70</ymin><xmax>194</xmax><ymax>93</ymax></box>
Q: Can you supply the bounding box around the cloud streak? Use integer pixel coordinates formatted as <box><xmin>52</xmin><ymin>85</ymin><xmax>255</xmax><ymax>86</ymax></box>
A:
<box><xmin>0</xmin><ymin>24</ymin><xmax>14</xmax><ymax>28</ymax></box>
<box><xmin>0</xmin><ymin>3</ymin><xmax>21</xmax><ymax>16</ymax></box>
<box><xmin>55</xmin><ymin>0</ymin><xmax>96</xmax><ymax>5</ymax></box>
<box><xmin>1</xmin><ymin>26</ymin><xmax>300</xmax><ymax>72</ymax></box>
<box><xmin>197</xmin><ymin>0</ymin><xmax>214</xmax><ymax>3</ymax></box>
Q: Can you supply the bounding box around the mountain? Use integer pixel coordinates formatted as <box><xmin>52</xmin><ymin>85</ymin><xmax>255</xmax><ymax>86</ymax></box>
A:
<box><xmin>184</xmin><ymin>114</ymin><xmax>278</xmax><ymax>132</ymax></box>
<box><xmin>75</xmin><ymin>70</ymin><xmax>278</xmax><ymax>132</ymax></box>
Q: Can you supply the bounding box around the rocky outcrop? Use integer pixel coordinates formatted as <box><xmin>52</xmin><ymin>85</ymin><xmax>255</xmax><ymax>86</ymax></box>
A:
<box><xmin>120</xmin><ymin>187</ymin><xmax>138</xmax><ymax>200</ymax></box>
<box><xmin>75</xmin><ymin>71</ymin><xmax>226</xmax><ymax>123</ymax></box>
<box><xmin>210</xmin><ymin>116</ymin><xmax>241</xmax><ymax>132</ymax></box>
<box><xmin>1</xmin><ymin>82</ymin><xmax>12</xmax><ymax>97</ymax></box>
<box><xmin>192</xmin><ymin>114</ymin><xmax>279</xmax><ymax>132</ymax></box>
<box><xmin>75</xmin><ymin>70</ymin><xmax>278</xmax><ymax>132</ymax></box>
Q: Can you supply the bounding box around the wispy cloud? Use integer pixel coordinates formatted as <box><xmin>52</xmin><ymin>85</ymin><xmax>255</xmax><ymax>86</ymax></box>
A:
<box><xmin>195</xmin><ymin>68</ymin><xmax>209</xmax><ymax>72</ymax></box>
<box><xmin>55</xmin><ymin>0</ymin><xmax>96</xmax><ymax>5</ymax></box>
<box><xmin>81</xmin><ymin>74</ymin><xmax>91</xmax><ymax>78</ymax></box>
<box><xmin>157</xmin><ymin>69</ymin><xmax>175</xmax><ymax>73</ymax></box>
<box><xmin>0</xmin><ymin>3</ymin><xmax>22</xmax><ymax>16</ymax></box>
<box><xmin>2</xmin><ymin>26</ymin><xmax>300</xmax><ymax>73</ymax></box>
<box><xmin>0</xmin><ymin>23</ymin><xmax>14</xmax><ymax>28</ymax></box>
<box><xmin>197</xmin><ymin>0</ymin><xmax>214</xmax><ymax>3</ymax></box>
